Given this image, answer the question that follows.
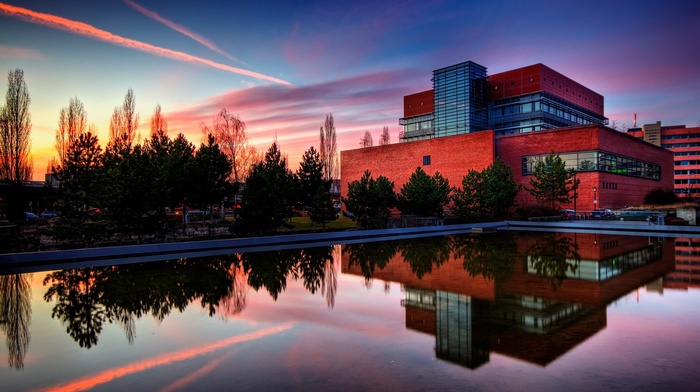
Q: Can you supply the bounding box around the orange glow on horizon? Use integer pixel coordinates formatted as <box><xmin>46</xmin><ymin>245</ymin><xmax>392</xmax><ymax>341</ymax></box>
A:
<box><xmin>38</xmin><ymin>323</ymin><xmax>294</xmax><ymax>392</ymax></box>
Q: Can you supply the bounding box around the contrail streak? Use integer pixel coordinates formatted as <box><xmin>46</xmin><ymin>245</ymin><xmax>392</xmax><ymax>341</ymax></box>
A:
<box><xmin>37</xmin><ymin>323</ymin><xmax>295</xmax><ymax>392</ymax></box>
<box><xmin>123</xmin><ymin>0</ymin><xmax>246</xmax><ymax>66</ymax></box>
<box><xmin>0</xmin><ymin>2</ymin><xmax>291</xmax><ymax>86</ymax></box>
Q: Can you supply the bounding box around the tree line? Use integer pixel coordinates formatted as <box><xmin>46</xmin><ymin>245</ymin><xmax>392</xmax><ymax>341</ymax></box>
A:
<box><xmin>0</xmin><ymin>68</ymin><xmax>341</xmax><ymax>246</ymax></box>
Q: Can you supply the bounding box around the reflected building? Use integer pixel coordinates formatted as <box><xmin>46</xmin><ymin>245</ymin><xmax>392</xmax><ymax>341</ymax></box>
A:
<box><xmin>664</xmin><ymin>238</ymin><xmax>700</xmax><ymax>290</ymax></box>
<box><xmin>342</xmin><ymin>233</ymin><xmax>675</xmax><ymax>369</ymax></box>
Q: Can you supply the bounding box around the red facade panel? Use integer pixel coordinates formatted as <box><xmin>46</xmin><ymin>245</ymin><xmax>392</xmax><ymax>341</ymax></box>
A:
<box><xmin>488</xmin><ymin>64</ymin><xmax>604</xmax><ymax>116</ymax></box>
<box><xmin>403</xmin><ymin>90</ymin><xmax>434</xmax><ymax>117</ymax></box>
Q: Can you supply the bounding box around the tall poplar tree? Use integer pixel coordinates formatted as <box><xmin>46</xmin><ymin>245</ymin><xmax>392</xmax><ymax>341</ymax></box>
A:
<box><xmin>319</xmin><ymin>113</ymin><xmax>338</xmax><ymax>182</ymax></box>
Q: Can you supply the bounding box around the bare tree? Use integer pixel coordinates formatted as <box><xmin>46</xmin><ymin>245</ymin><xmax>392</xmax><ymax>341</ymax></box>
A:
<box><xmin>108</xmin><ymin>88</ymin><xmax>139</xmax><ymax>152</ymax></box>
<box><xmin>360</xmin><ymin>130</ymin><xmax>373</xmax><ymax>148</ymax></box>
<box><xmin>55</xmin><ymin>96</ymin><xmax>87</xmax><ymax>166</ymax></box>
<box><xmin>149</xmin><ymin>103</ymin><xmax>168</xmax><ymax>137</ymax></box>
<box><xmin>319</xmin><ymin>113</ymin><xmax>338</xmax><ymax>182</ymax></box>
<box><xmin>203</xmin><ymin>109</ymin><xmax>249</xmax><ymax>184</ymax></box>
<box><xmin>379</xmin><ymin>126</ymin><xmax>390</xmax><ymax>145</ymax></box>
<box><xmin>0</xmin><ymin>69</ymin><xmax>32</xmax><ymax>184</ymax></box>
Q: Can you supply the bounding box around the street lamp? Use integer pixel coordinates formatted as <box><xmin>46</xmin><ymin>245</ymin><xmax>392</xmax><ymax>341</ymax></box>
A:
<box><xmin>593</xmin><ymin>186</ymin><xmax>597</xmax><ymax>210</ymax></box>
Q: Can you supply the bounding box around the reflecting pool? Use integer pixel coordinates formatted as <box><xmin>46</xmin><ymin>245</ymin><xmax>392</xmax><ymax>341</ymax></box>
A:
<box><xmin>1</xmin><ymin>231</ymin><xmax>699</xmax><ymax>391</ymax></box>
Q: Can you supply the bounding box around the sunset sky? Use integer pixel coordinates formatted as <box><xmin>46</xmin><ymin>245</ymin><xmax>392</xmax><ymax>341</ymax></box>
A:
<box><xmin>1</xmin><ymin>0</ymin><xmax>698</xmax><ymax>180</ymax></box>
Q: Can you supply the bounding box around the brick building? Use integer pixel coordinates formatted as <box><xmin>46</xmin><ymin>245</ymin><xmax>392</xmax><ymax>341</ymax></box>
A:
<box><xmin>626</xmin><ymin>122</ymin><xmax>700</xmax><ymax>198</ymax></box>
<box><xmin>342</xmin><ymin>60</ymin><xmax>674</xmax><ymax>214</ymax></box>
<box><xmin>341</xmin><ymin>124</ymin><xmax>673</xmax><ymax>211</ymax></box>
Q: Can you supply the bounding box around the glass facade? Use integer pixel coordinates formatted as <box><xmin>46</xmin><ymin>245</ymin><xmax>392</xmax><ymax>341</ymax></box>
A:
<box><xmin>488</xmin><ymin>92</ymin><xmax>608</xmax><ymax>136</ymax></box>
<box><xmin>432</xmin><ymin>61</ymin><xmax>488</xmax><ymax>137</ymax></box>
<box><xmin>521</xmin><ymin>150</ymin><xmax>661</xmax><ymax>180</ymax></box>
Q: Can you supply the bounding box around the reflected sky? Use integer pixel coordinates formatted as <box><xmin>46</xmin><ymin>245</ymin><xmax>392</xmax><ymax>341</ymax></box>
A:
<box><xmin>1</xmin><ymin>232</ymin><xmax>699</xmax><ymax>391</ymax></box>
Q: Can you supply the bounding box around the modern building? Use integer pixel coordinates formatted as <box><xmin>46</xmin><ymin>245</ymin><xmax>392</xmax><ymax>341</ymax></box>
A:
<box><xmin>626</xmin><ymin>122</ymin><xmax>700</xmax><ymax>197</ymax></box>
<box><xmin>399</xmin><ymin>61</ymin><xmax>608</xmax><ymax>142</ymax></box>
<box><xmin>342</xmin><ymin>124</ymin><xmax>673</xmax><ymax>211</ymax></box>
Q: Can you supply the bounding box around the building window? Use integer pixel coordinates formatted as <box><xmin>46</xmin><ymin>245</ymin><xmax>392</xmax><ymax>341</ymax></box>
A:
<box><xmin>423</xmin><ymin>155</ymin><xmax>431</xmax><ymax>166</ymax></box>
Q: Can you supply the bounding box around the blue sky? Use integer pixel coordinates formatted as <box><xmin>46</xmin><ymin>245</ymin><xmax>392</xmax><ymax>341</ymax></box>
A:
<box><xmin>1</xmin><ymin>0</ymin><xmax>698</xmax><ymax>179</ymax></box>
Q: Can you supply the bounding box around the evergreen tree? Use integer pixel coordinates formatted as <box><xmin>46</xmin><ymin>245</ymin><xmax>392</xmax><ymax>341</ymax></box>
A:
<box><xmin>296</xmin><ymin>146</ymin><xmax>327</xmax><ymax>209</ymax></box>
<box><xmin>309</xmin><ymin>185</ymin><xmax>337</xmax><ymax>231</ymax></box>
<box><xmin>343</xmin><ymin>170</ymin><xmax>396</xmax><ymax>229</ymax></box>
<box><xmin>397</xmin><ymin>167</ymin><xmax>450</xmax><ymax>217</ymax></box>
<box><xmin>452</xmin><ymin>158</ymin><xmax>520</xmax><ymax>221</ymax></box>
<box><xmin>235</xmin><ymin>143</ymin><xmax>295</xmax><ymax>235</ymax></box>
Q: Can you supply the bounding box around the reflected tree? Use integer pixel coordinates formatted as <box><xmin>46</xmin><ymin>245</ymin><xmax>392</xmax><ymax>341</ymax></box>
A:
<box><xmin>452</xmin><ymin>232</ymin><xmax>518</xmax><ymax>281</ymax></box>
<box><xmin>0</xmin><ymin>273</ymin><xmax>32</xmax><ymax>370</ymax></box>
<box><xmin>524</xmin><ymin>234</ymin><xmax>581</xmax><ymax>289</ymax></box>
<box><xmin>43</xmin><ymin>269</ymin><xmax>108</xmax><ymax>348</ymax></box>
<box><xmin>217</xmin><ymin>261</ymin><xmax>249</xmax><ymax>319</ymax></box>
<box><xmin>344</xmin><ymin>241</ymin><xmax>399</xmax><ymax>281</ymax></box>
<box><xmin>398</xmin><ymin>236</ymin><xmax>452</xmax><ymax>279</ymax></box>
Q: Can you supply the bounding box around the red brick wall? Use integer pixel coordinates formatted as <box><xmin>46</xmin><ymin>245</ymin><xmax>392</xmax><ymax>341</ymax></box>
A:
<box><xmin>497</xmin><ymin>124</ymin><xmax>674</xmax><ymax>209</ymax></box>
<box><xmin>340</xmin><ymin>131</ymin><xmax>496</xmax><ymax>200</ymax></box>
<box><xmin>404</xmin><ymin>90</ymin><xmax>434</xmax><ymax>117</ymax></box>
<box><xmin>340</xmin><ymin>125</ymin><xmax>673</xmax><ymax>212</ymax></box>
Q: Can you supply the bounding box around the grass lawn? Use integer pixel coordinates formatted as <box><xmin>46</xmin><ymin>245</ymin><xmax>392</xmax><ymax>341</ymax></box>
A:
<box><xmin>282</xmin><ymin>216</ymin><xmax>356</xmax><ymax>231</ymax></box>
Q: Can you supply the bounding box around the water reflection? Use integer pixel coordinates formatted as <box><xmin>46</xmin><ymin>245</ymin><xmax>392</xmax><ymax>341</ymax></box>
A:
<box><xmin>342</xmin><ymin>232</ymin><xmax>676</xmax><ymax>369</ymax></box>
<box><xmin>40</xmin><ymin>246</ymin><xmax>337</xmax><ymax>351</ymax></box>
<box><xmin>0</xmin><ymin>232</ymin><xmax>681</xmax><ymax>374</ymax></box>
<box><xmin>0</xmin><ymin>274</ymin><xmax>31</xmax><ymax>369</ymax></box>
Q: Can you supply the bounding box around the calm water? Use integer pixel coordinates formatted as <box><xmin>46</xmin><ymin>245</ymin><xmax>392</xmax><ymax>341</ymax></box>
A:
<box><xmin>1</xmin><ymin>231</ymin><xmax>699</xmax><ymax>392</ymax></box>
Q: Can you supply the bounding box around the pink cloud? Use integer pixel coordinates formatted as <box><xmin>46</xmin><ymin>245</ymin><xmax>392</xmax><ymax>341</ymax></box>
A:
<box><xmin>0</xmin><ymin>44</ymin><xmax>42</xmax><ymax>59</ymax></box>
<box><xmin>165</xmin><ymin>69</ymin><xmax>421</xmax><ymax>167</ymax></box>
<box><xmin>0</xmin><ymin>2</ymin><xmax>289</xmax><ymax>85</ymax></box>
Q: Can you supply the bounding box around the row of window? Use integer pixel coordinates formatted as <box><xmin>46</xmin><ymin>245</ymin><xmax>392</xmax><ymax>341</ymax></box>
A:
<box><xmin>674</xmin><ymin>151</ymin><xmax>700</xmax><ymax>156</ymax></box>
<box><xmin>661</xmin><ymin>133</ymin><xmax>700</xmax><ymax>140</ymax></box>
<box><xmin>674</xmin><ymin>179</ymin><xmax>700</xmax><ymax>185</ymax></box>
<box><xmin>522</xmin><ymin>150</ymin><xmax>661</xmax><ymax>180</ymax></box>
<box><xmin>601</xmin><ymin>182</ymin><xmax>618</xmax><ymax>189</ymax></box>
<box><xmin>675</xmin><ymin>160</ymin><xmax>700</xmax><ymax>166</ymax></box>
<box><xmin>674</xmin><ymin>169</ymin><xmax>700</xmax><ymax>175</ymax></box>
<box><xmin>663</xmin><ymin>142</ymin><xmax>700</xmax><ymax>148</ymax></box>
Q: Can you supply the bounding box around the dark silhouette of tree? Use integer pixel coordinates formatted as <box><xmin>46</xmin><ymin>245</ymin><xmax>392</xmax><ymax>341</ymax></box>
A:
<box><xmin>296</xmin><ymin>146</ymin><xmax>327</xmax><ymax>209</ymax></box>
<box><xmin>186</xmin><ymin>134</ymin><xmax>232</xmax><ymax>213</ymax></box>
<box><xmin>398</xmin><ymin>236</ymin><xmax>451</xmax><ymax>279</ymax></box>
<box><xmin>344</xmin><ymin>241</ymin><xmax>399</xmax><ymax>281</ymax></box>
<box><xmin>397</xmin><ymin>167</ymin><xmax>450</xmax><ymax>217</ymax></box>
<box><xmin>0</xmin><ymin>273</ymin><xmax>32</xmax><ymax>369</ymax></box>
<box><xmin>452</xmin><ymin>232</ymin><xmax>518</xmax><ymax>281</ymax></box>
<box><xmin>0</xmin><ymin>69</ymin><xmax>32</xmax><ymax>222</ymax></box>
<box><xmin>234</xmin><ymin>142</ymin><xmax>295</xmax><ymax>235</ymax></box>
<box><xmin>51</xmin><ymin>132</ymin><xmax>110</xmax><ymax>247</ymax></box>
<box><xmin>344</xmin><ymin>170</ymin><xmax>396</xmax><ymax>229</ymax></box>
<box><xmin>319</xmin><ymin>113</ymin><xmax>338</xmax><ymax>182</ymax></box>
<box><xmin>55</xmin><ymin>96</ymin><xmax>87</xmax><ymax>166</ymax></box>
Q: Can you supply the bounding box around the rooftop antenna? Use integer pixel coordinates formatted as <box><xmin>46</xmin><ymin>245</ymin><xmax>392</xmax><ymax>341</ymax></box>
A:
<box><xmin>634</xmin><ymin>113</ymin><xmax>637</xmax><ymax>128</ymax></box>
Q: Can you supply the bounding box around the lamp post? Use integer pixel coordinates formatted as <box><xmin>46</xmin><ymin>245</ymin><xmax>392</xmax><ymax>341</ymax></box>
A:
<box><xmin>593</xmin><ymin>186</ymin><xmax>597</xmax><ymax>210</ymax></box>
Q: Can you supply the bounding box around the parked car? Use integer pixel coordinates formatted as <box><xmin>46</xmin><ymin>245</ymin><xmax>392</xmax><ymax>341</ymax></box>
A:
<box><xmin>24</xmin><ymin>211</ymin><xmax>40</xmax><ymax>220</ymax></box>
<box><xmin>561</xmin><ymin>209</ymin><xmax>576</xmax><ymax>220</ymax></box>
<box><xmin>40</xmin><ymin>210</ymin><xmax>58</xmax><ymax>218</ymax></box>
<box><xmin>590</xmin><ymin>209</ymin><xmax>616</xmax><ymax>220</ymax></box>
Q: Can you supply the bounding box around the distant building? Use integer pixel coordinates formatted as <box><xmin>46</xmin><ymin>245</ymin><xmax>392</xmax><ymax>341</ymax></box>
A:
<box><xmin>627</xmin><ymin>122</ymin><xmax>700</xmax><ymax>197</ymax></box>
